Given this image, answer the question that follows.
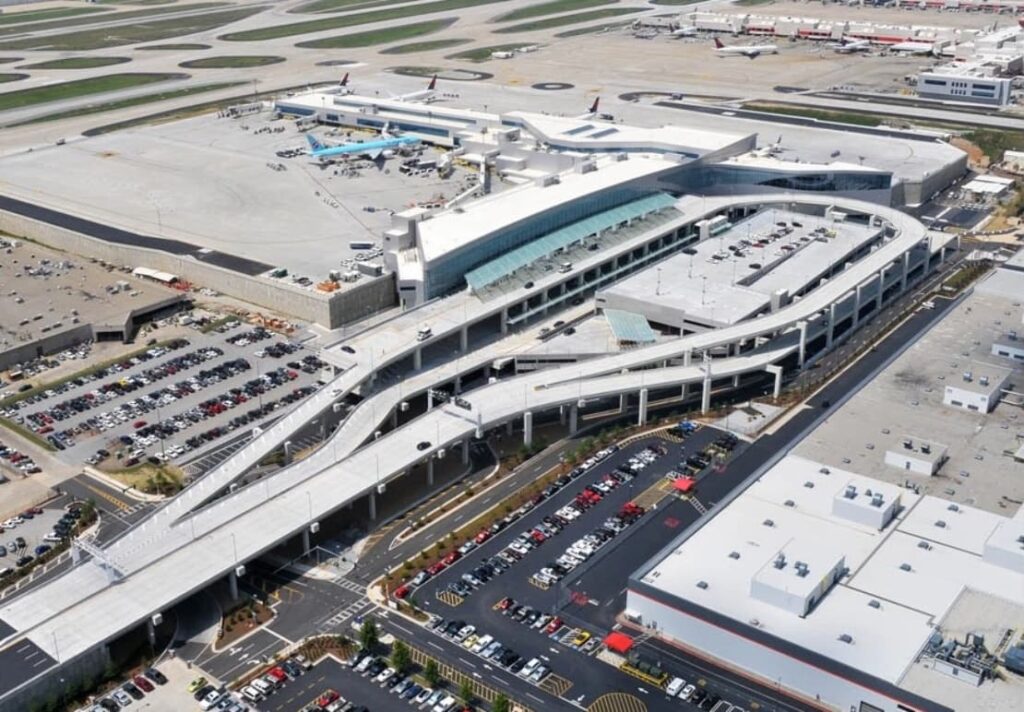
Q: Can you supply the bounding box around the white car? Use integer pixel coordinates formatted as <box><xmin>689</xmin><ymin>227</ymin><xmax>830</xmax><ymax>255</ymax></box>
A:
<box><xmin>680</xmin><ymin>684</ymin><xmax>697</xmax><ymax>701</ymax></box>
<box><xmin>666</xmin><ymin>676</ymin><xmax>685</xmax><ymax>697</ymax></box>
<box><xmin>432</xmin><ymin>695</ymin><xmax>455</xmax><ymax>712</ymax></box>
<box><xmin>111</xmin><ymin>689</ymin><xmax>133</xmax><ymax>706</ymax></box>
<box><xmin>471</xmin><ymin>634</ymin><xmax>493</xmax><ymax>654</ymax></box>
<box><xmin>375</xmin><ymin>667</ymin><xmax>395</xmax><ymax>684</ymax></box>
<box><xmin>520</xmin><ymin>658</ymin><xmax>541</xmax><ymax>678</ymax></box>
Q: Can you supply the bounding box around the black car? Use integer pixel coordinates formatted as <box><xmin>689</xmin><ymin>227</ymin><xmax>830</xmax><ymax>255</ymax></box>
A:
<box><xmin>15</xmin><ymin>556</ymin><xmax>33</xmax><ymax>568</ymax></box>
<box><xmin>194</xmin><ymin>685</ymin><xmax>215</xmax><ymax>701</ymax></box>
<box><xmin>98</xmin><ymin>699</ymin><xmax>119</xmax><ymax>711</ymax></box>
<box><xmin>416</xmin><ymin>441</ymin><xmax>431</xmax><ymax>451</ymax></box>
<box><xmin>122</xmin><ymin>682</ymin><xmax>144</xmax><ymax>700</ymax></box>
<box><xmin>341</xmin><ymin>345</ymin><xmax>355</xmax><ymax>354</ymax></box>
<box><xmin>144</xmin><ymin>667</ymin><xmax>167</xmax><ymax>685</ymax></box>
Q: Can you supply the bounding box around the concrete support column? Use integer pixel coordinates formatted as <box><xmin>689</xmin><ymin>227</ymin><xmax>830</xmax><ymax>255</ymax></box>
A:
<box><xmin>766</xmin><ymin>365</ymin><xmax>783</xmax><ymax>399</ymax></box>
<box><xmin>827</xmin><ymin>303</ymin><xmax>836</xmax><ymax>350</ymax></box>
<box><xmin>569</xmin><ymin>405</ymin><xmax>578</xmax><ymax>435</ymax></box>
<box><xmin>319</xmin><ymin>419</ymin><xmax>327</xmax><ymax>440</ymax></box>
<box><xmin>506</xmin><ymin>420</ymin><xmax>514</xmax><ymax>435</ymax></box>
<box><xmin>797</xmin><ymin>320</ymin><xmax>808</xmax><ymax>368</ymax></box>
<box><xmin>701</xmin><ymin>374</ymin><xmax>712</xmax><ymax>415</ymax></box>
<box><xmin>732</xmin><ymin>373</ymin><xmax>741</xmax><ymax>388</ymax></box>
<box><xmin>683</xmin><ymin>349</ymin><xmax>692</xmax><ymax>367</ymax></box>
<box><xmin>413</xmin><ymin>348</ymin><xmax>422</xmax><ymax>371</ymax></box>
<box><xmin>876</xmin><ymin>267</ymin><xmax>885</xmax><ymax>310</ymax></box>
<box><xmin>302</xmin><ymin>528</ymin><xmax>311</xmax><ymax>555</ymax></box>
<box><xmin>146</xmin><ymin>618</ymin><xmax>157</xmax><ymax>647</ymax></box>
<box><xmin>618</xmin><ymin>393</ymin><xmax>627</xmax><ymax>414</ymax></box>
<box><xmin>500</xmin><ymin>308</ymin><xmax>509</xmax><ymax>335</ymax></box>
<box><xmin>559</xmin><ymin>405</ymin><xmax>567</xmax><ymax>425</ymax></box>
<box><xmin>853</xmin><ymin>285</ymin><xmax>862</xmax><ymax>329</ymax></box>
<box><xmin>283</xmin><ymin>440</ymin><xmax>293</xmax><ymax>466</ymax></box>
<box><xmin>681</xmin><ymin>383</ymin><xmax>688</xmax><ymax>400</ymax></box>
<box><xmin>637</xmin><ymin>388</ymin><xmax>649</xmax><ymax>426</ymax></box>
<box><xmin>427</xmin><ymin>390</ymin><xmax>434</xmax><ymax>410</ymax></box>
<box><xmin>427</xmin><ymin>458</ymin><xmax>435</xmax><ymax>487</ymax></box>
<box><xmin>454</xmin><ymin>375</ymin><xmax>462</xmax><ymax>395</ymax></box>
<box><xmin>523</xmin><ymin>411</ymin><xmax>533</xmax><ymax>447</ymax></box>
<box><xmin>368</xmin><ymin>491</ymin><xmax>377</xmax><ymax>521</ymax></box>
<box><xmin>940</xmin><ymin>246</ymin><xmax>947</xmax><ymax>264</ymax></box>
<box><xmin>901</xmin><ymin>251</ymin><xmax>910</xmax><ymax>292</ymax></box>
<box><xmin>228</xmin><ymin>570</ymin><xmax>239</xmax><ymax>601</ymax></box>
<box><xmin>460</xmin><ymin>326</ymin><xmax>468</xmax><ymax>353</ymax></box>
<box><xmin>391</xmin><ymin>409</ymin><xmax>398</xmax><ymax>428</ymax></box>
<box><xmin>462</xmin><ymin>439</ymin><xmax>470</xmax><ymax>465</ymax></box>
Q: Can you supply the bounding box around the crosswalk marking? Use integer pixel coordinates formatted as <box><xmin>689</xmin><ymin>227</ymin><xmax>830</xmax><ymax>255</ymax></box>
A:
<box><xmin>315</xmin><ymin>596</ymin><xmax>372</xmax><ymax>634</ymax></box>
<box><xmin>332</xmin><ymin>577</ymin><xmax>366</xmax><ymax>595</ymax></box>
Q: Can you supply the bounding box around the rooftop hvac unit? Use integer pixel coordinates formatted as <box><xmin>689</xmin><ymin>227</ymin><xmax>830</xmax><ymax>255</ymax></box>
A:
<box><xmin>819</xmin><ymin>467</ymin><xmax>830</xmax><ymax>475</ymax></box>
<box><xmin>844</xmin><ymin>485</ymin><xmax>857</xmax><ymax>499</ymax></box>
<box><xmin>903</xmin><ymin>439</ymin><xmax>913</xmax><ymax>450</ymax></box>
<box><xmin>696</xmin><ymin>580</ymin><xmax>708</xmax><ymax>589</ymax></box>
<box><xmin>838</xmin><ymin>634</ymin><xmax>854</xmax><ymax>644</ymax></box>
<box><xmin>784</xmin><ymin>499</ymin><xmax>795</xmax><ymax>508</ymax></box>
<box><xmin>773</xmin><ymin>553</ymin><xmax>786</xmax><ymax>569</ymax></box>
<box><xmin>900</xmin><ymin>563</ymin><xmax>912</xmax><ymax>572</ymax></box>
<box><xmin>980</xmin><ymin>376</ymin><xmax>990</xmax><ymax>386</ymax></box>
<box><xmin>728</xmin><ymin>551</ymin><xmax>741</xmax><ymax>560</ymax></box>
<box><xmin>795</xmin><ymin>562</ymin><xmax>809</xmax><ymax>578</ymax></box>
<box><xmin>935</xmin><ymin>520</ymin><xmax>947</xmax><ymax>528</ymax></box>
<box><xmin>921</xmin><ymin>443</ymin><xmax>931</xmax><ymax>454</ymax></box>
<box><xmin>918</xmin><ymin>541</ymin><xmax>931</xmax><ymax>550</ymax></box>
<box><xmin>804</xmin><ymin>481</ymin><xmax>815</xmax><ymax>489</ymax></box>
<box><xmin>871</xmin><ymin>494</ymin><xmax>884</xmax><ymax>508</ymax></box>
<box><xmin>868</xmin><ymin>599</ymin><xmax>881</xmax><ymax>609</ymax></box>
<box><xmin>763</xmin><ymin>519</ymin><xmax>775</xmax><ymax>528</ymax></box>
<box><xmin>1010</xmin><ymin>330</ymin><xmax>1018</xmax><ymax>341</ymax></box>
<box><xmin>963</xmin><ymin>371</ymin><xmax>973</xmax><ymax>382</ymax></box>
<box><xmin>948</xmin><ymin>503</ymin><xmax>959</xmax><ymax>512</ymax></box>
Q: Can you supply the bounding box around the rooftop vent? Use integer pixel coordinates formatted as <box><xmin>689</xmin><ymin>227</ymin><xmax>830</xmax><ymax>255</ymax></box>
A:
<box><xmin>871</xmin><ymin>494</ymin><xmax>884</xmax><ymax>508</ymax></box>
<box><xmin>903</xmin><ymin>439</ymin><xmax>913</xmax><ymax>450</ymax></box>
<box><xmin>921</xmin><ymin>444</ymin><xmax>931</xmax><ymax>455</ymax></box>
<box><xmin>696</xmin><ymin>580</ymin><xmax>708</xmax><ymax>590</ymax></box>
<box><xmin>838</xmin><ymin>634</ymin><xmax>853</xmax><ymax>644</ymax></box>
<box><xmin>729</xmin><ymin>551</ymin><xmax>741</xmax><ymax>560</ymax></box>
<box><xmin>1009</xmin><ymin>330</ymin><xmax>1018</xmax><ymax>341</ymax></box>
<box><xmin>773</xmin><ymin>553</ymin><xmax>786</xmax><ymax>569</ymax></box>
<box><xmin>844</xmin><ymin>485</ymin><xmax>857</xmax><ymax>500</ymax></box>
<box><xmin>795</xmin><ymin>561</ymin><xmax>810</xmax><ymax>578</ymax></box>
<box><xmin>935</xmin><ymin>520</ymin><xmax>947</xmax><ymax>529</ymax></box>
<box><xmin>918</xmin><ymin>541</ymin><xmax>931</xmax><ymax>550</ymax></box>
<box><xmin>963</xmin><ymin>371</ymin><xmax>973</xmax><ymax>383</ymax></box>
<box><xmin>804</xmin><ymin>481</ymin><xmax>815</xmax><ymax>489</ymax></box>
<box><xmin>948</xmin><ymin>503</ymin><xmax>959</xmax><ymax>512</ymax></box>
<box><xmin>900</xmin><ymin>563</ymin><xmax>912</xmax><ymax>572</ymax></box>
<box><xmin>763</xmin><ymin>519</ymin><xmax>775</xmax><ymax>528</ymax></box>
<box><xmin>868</xmin><ymin>599</ymin><xmax>881</xmax><ymax>609</ymax></box>
<box><xmin>819</xmin><ymin>467</ymin><xmax>830</xmax><ymax>475</ymax></box>
<box><xmin>784</xmin><ymin>499</ymin><xmax>795</xmax><ymax>508</ymax></box>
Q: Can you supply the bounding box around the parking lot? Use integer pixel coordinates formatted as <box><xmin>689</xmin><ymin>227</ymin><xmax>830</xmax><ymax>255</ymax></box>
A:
<box><xmin>0</xmin><ymin>502</ymin><xmax>69</xmax><ymax>578</ymax></box>
<box><xmin>0</xmin><ymin>323</ymin><xmax>325</xmax><ymax>473</ymax></box>
<box><xmin>396</xmin><ymin>426</ymin><xmax>772</xmax><ymax>710</ymax></box>
<box><xmin>248</xmin><ymin>656</ymin><xmax>385</xmax><ymax>712</ymax></box>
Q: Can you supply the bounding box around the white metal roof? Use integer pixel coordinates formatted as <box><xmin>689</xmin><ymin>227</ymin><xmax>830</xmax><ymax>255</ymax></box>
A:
<box><xmin>636</xmin><ymin>454</ymin><xmax>1024</xmax><ymax>684</ymax></box>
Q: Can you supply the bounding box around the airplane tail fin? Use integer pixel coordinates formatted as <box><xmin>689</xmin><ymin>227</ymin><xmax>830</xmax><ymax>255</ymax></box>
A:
<box><xmin>714</xmin><ymin>37</ymin><xmax>725</xmax><ymax>49</ymax></box>
<box><xmin>340</xmin><ymin>72</ymin><xmax>349</xmax><ymax>86</ymax></box>
<box><xmin>427</xmin><ymin>74</ymin><xmax>437</xmax><ymax>91</ymax></box>
<box><xmin>588</xmin><ymin>97</ymin><xmax>599</xmax><ymax>115</ymax></box>
<box><xmin>305</xmin><ymin>134</ymin><xmax>325</xmax><ymax>153</ymax></box>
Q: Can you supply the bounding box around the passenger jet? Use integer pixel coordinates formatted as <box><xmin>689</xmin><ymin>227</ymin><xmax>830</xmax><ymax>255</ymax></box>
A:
<box><xmin>305</xmin><ymin>129</ymin><xmax>420</xmax><ymax>163</ymax></box>
<box><xmin>713</xmin><ymin>37</ymin><xmax>778</xmax><ymax>58</ymax></box>
<box><xmin>830</xmin><ymin>37</ymin><xmax>870</xmax><ymax>53</ymax></box>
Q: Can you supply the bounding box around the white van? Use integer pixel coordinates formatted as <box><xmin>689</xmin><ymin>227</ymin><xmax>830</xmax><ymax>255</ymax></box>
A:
<box><xmin>417</xmin><ymin>325</ymin><xmax>432</xmax><ymax>342</ymax></box>
<box><xmin>666</xmin><ymin>676</ymin><xmax>686</xmax><ymax>697</ymax></box>
<box><xmin>559</xmin><ymin>262</ymin><xmax>572</xmax><ymax>273</ymax></box>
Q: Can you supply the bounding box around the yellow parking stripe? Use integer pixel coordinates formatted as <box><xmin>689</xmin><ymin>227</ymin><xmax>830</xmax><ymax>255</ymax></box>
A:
<box><xmin>587</xmin><ymin>692</ymin><xmax>646</xmax><ymax>712</ymax></box>
<box><xmin>82</xmin><ymin>483</ymin><xmax>131</xmax><ymax>512</ymax></box>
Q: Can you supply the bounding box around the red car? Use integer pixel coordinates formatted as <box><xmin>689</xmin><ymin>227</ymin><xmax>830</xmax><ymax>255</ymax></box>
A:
<box><xmin>473</xmin><ymin>530</ymin><xmax>490</xmax><ymax>545</ymax></box>
<box><xmin>394</xmin><ymin>584</ymin><xmax>410</xmax><ymax>600</ymax></box>
<box><xmin>427</xmin><ymin>562</ymin><xmax>446</xmax><ymax>576</ymax></box>
<box><xmin>267</xmin><ymin>666</ymin><xmax>287</xmax><ymax>683</ymax></box>
<box><xmin>316</xmin><ymin>689</ymin><xmax>340</xmax><ymax>708</ymax></box>
<box><xmin>530</xmin><ymin>530</ymin><xmax>546</xmax><ymax>544</ymax></box>
<box><xmin>545</xmin><ymin>617</ymin><xmax>563</xmax><ymax>635</ymax></box>
<box><xmin>132</xmin><ymin>674</ymin><xmax>154</xmax><ymax>693</ymax></box>
<box><xmin>441</xmin><ymin>551</ymin><xmax>460</xmax><ymax>566</ymax></box>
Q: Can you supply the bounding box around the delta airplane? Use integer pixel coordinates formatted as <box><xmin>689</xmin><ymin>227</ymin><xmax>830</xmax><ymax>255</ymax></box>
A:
<box><xmin>830</xmin><ymin>37</ymin><xmax>870</xmax><ymax>53</ymax></box>
<box><xmin>305</xmin><ymin>127</ymin><xmax>420</xmax><ymax>164</ymax></box>
<box><xmin>713</xmin><ymin>37</ymin><xmax>778</xmax><ymax>58</ymax></box>
<box><xmin>671</xmin><ymin>25</ymin><xmax>698</xmax><ymax>37</ymax></box>
<box><xmin>393</xmin><ymin>74</ymin><xmax>439</xmax><ymax>103</ymax></box>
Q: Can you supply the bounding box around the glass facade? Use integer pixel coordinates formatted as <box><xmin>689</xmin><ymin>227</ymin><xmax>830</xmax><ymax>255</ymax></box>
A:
<box><xmin>426</xmin><ymin>186</ymin><xmax>652</xmax><ymax>297</ymax></box>
<box><xmin>702</xmin><ymin>165</ymin><xmax>891</xmax><ymax>193</ymax></box>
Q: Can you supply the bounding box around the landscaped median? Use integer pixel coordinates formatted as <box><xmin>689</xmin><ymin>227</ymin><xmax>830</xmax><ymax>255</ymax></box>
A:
<box><xmin>295</xmin><ymin>18</ymin><xmax>457</xmax><ymax>49</ymax></box>
<box><xmin>492</xmin><ymin>6</ymin><xmax>640</xmax><ymax>33</ymax></box>
<box><xmin>0</xmin><ymin>72</ymin><xmax>187</xmax><ymax>112</ymax></box>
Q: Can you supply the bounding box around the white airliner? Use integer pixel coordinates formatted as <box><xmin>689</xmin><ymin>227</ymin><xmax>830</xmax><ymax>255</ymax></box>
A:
<box><xmin>392</xmin><ymin>75</ymin><xmax>439</xmax><ymax>103</ymax></box>
<box><xmin>713</xmin><ymin>37</ymin><xmax>778</xmax><ymax>58</ymax></box>
<box><xmin>671</xmin><ymin>25</ymin><xmax>698</xmax><ymax>38</ymax></box>
<box><xmin>830</xmin><ymin>37</ymin><xmax>870</xmax><ymax>53</ymax></box>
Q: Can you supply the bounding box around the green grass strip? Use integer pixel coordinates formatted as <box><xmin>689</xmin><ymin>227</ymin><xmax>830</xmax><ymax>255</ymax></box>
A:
<box><xmin>296</xmin><ymin>17</ymin><xmax>456</xmax><ymax>49</ymax></box>
<box><xmin>0</xmin><ymin>6</ymin><xmax>265</xmax><ymax>51</ymax></box>
<box><xmin>179</xmin><ymin>55</ymin><xmax>284</xmax><ymax>68</ymax></box>
<box><xmin>0</xmin><ymin>417</ymin><xmax>56</xmax><ymax>451</ymax></box>
<box><xmin>493</xmin><ymin>0</ymin><xmax>616</xmax><ymax>23</ymax></box>
<box><xmin>380</xmin><ymin>38</ymin><xmax>471</xmax><ymax>54</ymax></box>
<box><xmin>493</xmin><ymin>7</ymin><xmax>639</xmax><ymax>33</ymax></box>
<box><xmin>8</xmin><ymin>81</ymin><xmax>243</xmax><ymax>127</ymax></box>
<box><xmin>554</xmin><ymin>19</ymin><xmax>631</xmax><ymax>36</ymax></box>
<box><xmin>447</xmin><ymin>42</ymin><xmax>530</xmax><ymax>62</ymax></box>
<box><xmin>0</xmin><ymin>73</ymin><xmax>27</xmax><ymax>83</ymax></box>
<box><xmin>0</xmin><ymin>7</ymin><xmax>110</xmax><ymax>26</ymax></box>
<box><xmin>0</xmin><ymin>3</ymin><xmax>226</xmax><ymax>38</ymax></box>
<box><xmin>290</xmin><ymin>0</ymin><xmax>402</xmax><ymax>13</ymax></box>
<box><xmin>650</xmin><ymin>0</ymin><xmax>704</xmax><ymax>4</ymax></box>
<box><xmin>0</xmin><ymin>73</ymin><xmax>184</xmax><ymax>112</ymax></box>
<box><xmin>19</xmin><ymin>56</ymin><xmax>132</xmax><ymax>70</ymax></box>
<box><xmin>136</xmin><ymin>43</ymin><xmax>211</xmax><ymax>50</ymax></box>
<box><xmin>223</xmin><ymin>0</ymin><xmax>508</xmax><ymax>41</ymax></box>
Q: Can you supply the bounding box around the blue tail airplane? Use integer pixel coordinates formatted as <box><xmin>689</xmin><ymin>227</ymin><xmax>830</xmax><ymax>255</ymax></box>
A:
<box><xmin>304</xmin><ymin>129</ymin><xmax>420</xmax><ymax>163</ymax></box>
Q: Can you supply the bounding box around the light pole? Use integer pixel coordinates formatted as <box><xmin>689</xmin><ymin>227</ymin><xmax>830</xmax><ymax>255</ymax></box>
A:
<box><xmin>231</xmin><ymin>532</ymin><xmax>238</xmax><ymax>564</ymax></box>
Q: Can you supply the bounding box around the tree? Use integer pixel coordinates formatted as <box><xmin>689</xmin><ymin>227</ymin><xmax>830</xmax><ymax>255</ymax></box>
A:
<box><xmin>391</xmin><ymin>640</ymin><xmax>411</xmax><ymax>674</ymax></box>
<box><xmin>424</xmin><ymin>658</ymin><xmax>441</xmax><ymax>687</ymax></box>
<box><xmin>459</xmin><ymin>679</ymin><xmax>474</xmax><ymax>707</ymax></box>
<box><xmin>492</xmin><ymin>693</ymin><xmax>510</xmax><ymax>712</ymax></box>
<box><xmin>359</xmin><ymin>619</ymin><xmax>379</xmax><ymax>651</ymax></box>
